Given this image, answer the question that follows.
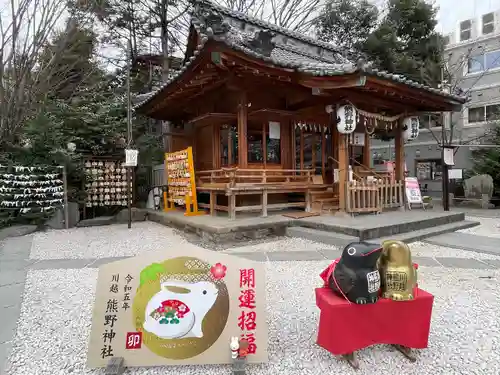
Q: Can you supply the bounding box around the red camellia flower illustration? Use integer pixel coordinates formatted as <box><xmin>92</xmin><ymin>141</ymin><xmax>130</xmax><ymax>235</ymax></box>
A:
<box><xmin>210</xmin><ymin>262</ymin><xmax>227</xmax><ymax>280</ymax></box>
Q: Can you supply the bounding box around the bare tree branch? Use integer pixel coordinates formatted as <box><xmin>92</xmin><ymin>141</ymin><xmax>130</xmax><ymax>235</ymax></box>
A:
<box><xmin>0</xmin><ymin>0</ymin><xmax>103</xmax><ymax>146</ymax></box>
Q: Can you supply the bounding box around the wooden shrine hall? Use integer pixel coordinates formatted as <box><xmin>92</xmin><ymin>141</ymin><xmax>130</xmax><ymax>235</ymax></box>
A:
<box><xmin>134</xmin><ymin>0</ymin><xmax>466</xmax><ymax>219</ymax></box>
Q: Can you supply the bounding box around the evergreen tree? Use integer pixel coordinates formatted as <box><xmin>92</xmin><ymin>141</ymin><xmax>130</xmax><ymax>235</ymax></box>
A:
<box><xmin>364</xmin><ymin>0</ymin><xmax>445</xmax><ymax>86</ymax></box>
<box><xmin>315</xmin><ymin>0</ymin><xmax>445</xmax><ymax>87</ymax></box>
<box><xmin>315</xmin><ymin>0</ymin><xmax>379</xmax><ymax>53</ymax></box>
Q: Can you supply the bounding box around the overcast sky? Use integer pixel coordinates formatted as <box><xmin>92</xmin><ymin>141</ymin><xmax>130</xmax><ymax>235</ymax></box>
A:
<box><xmin>435</xmin><ymin>0</ymin><xmax>500</xmax><ymax>33</ymax></box>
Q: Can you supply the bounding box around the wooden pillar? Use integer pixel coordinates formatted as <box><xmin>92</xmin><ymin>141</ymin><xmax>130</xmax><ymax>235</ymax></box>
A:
<box><xmin>227</xmin><ymin>129</ymin><xmax>232</xmax><ymax>165</ymax></box>
<box><xmin>213</xmin><ymin>124</ymin><xmax>220</xmax><ymax>169</ymax></box>
<box><xmin>300</xmin><ymin>129</ymin><xmax>304</xmax><ymax>169</ymax></box>
<box><xmin>290</xmin><ymin>121</ymin><xmax>295</xmax><ymax>169</ymax></box>
<box><xmin>262</xmin><ymin>122</ymin><xmax>267</xmax><ymax>168</ymax></box>
<box><xmin>321</xmin><ymin>127</ymin><xmax>326</xmax><ymax>179</ymax></box>
<box><xmin>332</xmin><ymin>121</ymin><xmax>339</xmax><ymax>168</ymax></box>
<box><xmin>237</xmin><ymin>91</ymin><xmax>248</xmax><ymax>167</ymax></box>
<box><xmin>331</xmin><ymin>119</ymin><xmax>339</xmax><ymax>193</ymax></box>
<box><xmin>395</xmin><ymin>121</ymin><xmax>405</xmax><ymax>181</ymax></box>
<box><xmin>338</xmin><ymin>133</ymin><xmax>348</xmax><ymax>213</ymax></box>
<box><xmin>363</xmin><ymin>129</ymin><xmax>371</xmax><ymax>168</ymax></box>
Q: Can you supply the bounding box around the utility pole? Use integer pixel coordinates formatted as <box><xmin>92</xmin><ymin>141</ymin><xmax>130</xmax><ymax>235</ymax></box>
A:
<box><xmin>442</xmin><ymin>119</ymin><xmax>450</xmax><ymax>211</ymax></box>
<box><xmin>126</xmin><ymin>38</ymin><xmax>133</xmax><ymax>228</ymax></box>
<box><xmin>441</xmin><ymin>65</ymin><xmax>451</xmax><ymax>211</ymax></box>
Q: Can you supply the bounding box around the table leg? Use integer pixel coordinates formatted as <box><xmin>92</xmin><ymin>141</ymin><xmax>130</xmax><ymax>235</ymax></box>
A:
<box><xmin>392</xmin><ymin>345</ymin><xmax>417</xmax><ymax>362</ymax></box>
<box><xmin>342</xmin><ymin>352</ymin><xmax>359</xmax><ymax>369</ymax></box>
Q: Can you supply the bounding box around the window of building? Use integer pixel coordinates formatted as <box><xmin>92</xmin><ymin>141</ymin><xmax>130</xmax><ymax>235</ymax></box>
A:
<box><xmin>468</xmin><ymin>104</ymin><xmax>500</xmax><ymax>123</ymax></box>
<box><xmin>248</xmin><ymin>132</ymin><xmax>264</xmax><ymax>163</ymax></box>
<box><xmin>482</xmin><ymin>12</ymin><xmax>495</xmax><ymax>35</ymax></box>
<box><xmin>467</xmin><ymin>55</ymin><xmax>484</xmax><ymax>73</ymax></box>
<box><xmin>485</xmin><ymin>50</ymin><xmax>500</xmax><ymax>70</ymax></box>
<box><xmin>468</xmin><ymin>106</ymin><xmax>485</xmax><ymax>123</ymax></box>
<box><xmin>416</xmin><ymin>160</ymin><xmax>442</xmax><ymax>181</ymax></box>
<box><xmin>486</xmin><ymin>104</ymin><xmax>500</xmax><ymax>121</ymax></box>
<box><xmin>419</xmin><ymin>114</ymin><xmax>443</xmax><ymax>129</ymax></box>
<box><xmin>467</xmin><ymin>50</ymin><xmax>500</xmax><ymax>73</ymax></box>
<box><xmin>247</xmin><ymin>122</ymin><xmax>281</xmax><ymax>164</ymax></box>
<box><xmin>294</xmin><ymin>126</ymin><xmax>332</xmax><ymax>180</ymax></box>
<box><xmin>460</xmin><ymin>19</ymin><xmax>472</xmax><ymax>41</ymax></box>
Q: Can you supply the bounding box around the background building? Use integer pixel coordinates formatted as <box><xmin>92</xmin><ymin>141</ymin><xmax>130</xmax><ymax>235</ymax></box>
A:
<box><xmin>371</xmin><ymin>9</ymin><xmax>500</xmax><ymax>197</ymax></box>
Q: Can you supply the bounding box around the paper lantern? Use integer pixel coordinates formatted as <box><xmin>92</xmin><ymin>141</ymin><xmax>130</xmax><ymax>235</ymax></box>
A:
<box><xmin>403</xmin><ymin>117</ymin><xmax>420</xmax><ymax>141</ymax></box>
<box><xmin>336</xmin><ymin>105</ymin><xmax>357</xmax><ymax>134</ymax></box>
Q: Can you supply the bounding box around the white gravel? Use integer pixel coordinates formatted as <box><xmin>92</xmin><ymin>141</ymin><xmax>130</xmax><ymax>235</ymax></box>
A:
<box><xmin>459</xmin><ymin>216</ymin><xmax>500</xmax><ymax>239</ymax></box>
<box><xmin>28</xmin><ymin>219</ymin><xmax>500</xmax><ymax>261</ymax></box>
<box><xmin>410</xmin><ymin>241</ymin><xmax>500</xmax><ymax>260</ymax></box>
<box><xmin>30</xmin><ymin>222</ymin><xmax>188</xmax><ymax>259</ymax></box>
<box><xmin>226</xmin><ymin>237</ymin><xmax>339</xmax><ymax>253</ymax></box>
<box><xmin>7</xmin><ymin>263</ymin><xmax>500</xmax><ymax>375</ymax></box>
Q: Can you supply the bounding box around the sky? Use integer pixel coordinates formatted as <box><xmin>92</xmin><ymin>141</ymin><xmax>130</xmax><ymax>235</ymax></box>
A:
<box><xmin>435</xmin><ymin>0</ymin><xmax>500</xmax><ymax>33</ymax></box>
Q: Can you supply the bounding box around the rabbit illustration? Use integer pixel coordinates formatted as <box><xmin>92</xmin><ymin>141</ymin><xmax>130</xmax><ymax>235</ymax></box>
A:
<box><xmin>143</xmin><ymin>280</ymin><xmax>219</xmax><ymax>340</ymax></box>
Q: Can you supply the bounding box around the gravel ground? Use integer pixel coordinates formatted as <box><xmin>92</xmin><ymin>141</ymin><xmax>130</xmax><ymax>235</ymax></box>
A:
<box><xmin>226</xmin><ymin>237</ymin><xmax>339</xmax><ymax>253</ymax></box>
<box><xmin>29</xmin><ymin>222</ymin><xmax>188</xmax><ymax>259</ymax></box>
<box><xmin>459</xmin><ymin>216</ymin><xmax>500</xmax><ymax>239</ymax></box>
<box><xmin>6</xmin><ymin>263</ymin><xmax>500</xmax><ymax>375</ymax></box>
<box><xmin>29</xmin><ymin>219</ymin><xmax>500</xmax><ymax>260</ymax></box>
<box><xmin>410</xmin><ymin>241</ymin><xmax>500</xmax><ymax>260</ymax></box>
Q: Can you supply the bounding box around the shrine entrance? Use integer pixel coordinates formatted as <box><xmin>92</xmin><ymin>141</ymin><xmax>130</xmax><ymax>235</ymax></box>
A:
<box><xmin>294</xmin><ymin>123</ymin><xmax>334</xmax><ymax>184</ymax></box>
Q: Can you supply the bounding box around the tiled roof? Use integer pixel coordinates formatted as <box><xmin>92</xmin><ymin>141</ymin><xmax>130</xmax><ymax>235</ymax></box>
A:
<box><xmin>134</xmin><ymin>0</ymin><xmax>467</xmax><ymax>111</ymax></box>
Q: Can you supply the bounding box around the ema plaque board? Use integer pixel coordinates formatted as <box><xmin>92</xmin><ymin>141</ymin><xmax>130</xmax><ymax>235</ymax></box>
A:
<box><xmin>87</xmin><ymin>243</ymin><xmax>267</xmax><ymax>368</ymax></box>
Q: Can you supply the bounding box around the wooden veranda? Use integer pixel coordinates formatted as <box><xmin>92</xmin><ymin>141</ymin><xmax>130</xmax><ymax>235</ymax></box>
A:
<box><xmin>135</xmin><ymin>0</ymin><xmax>466</xmax><ymax>219</ymax></box>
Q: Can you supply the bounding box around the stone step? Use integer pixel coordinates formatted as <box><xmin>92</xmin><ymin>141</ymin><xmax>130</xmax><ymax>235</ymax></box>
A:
<box><xmin>76</xmin><ymin>216</ymin><xmax>116</xmax><ymax>227</ymax></box>
<box><xmin>286</xmin><ymin>226</ymin><xmax>359</xmax><ymax>247</ymax></box>
<box><xmin>365</xmin><ymin>220</ymin><xmax>479</xmax><ymax>245</ymax></box>
<box><xmin>425</xmin><ymin>232</ymin><xmax>500</xmax><ymax>257</ymax></box>
<box><xmin>295</xmin><ymin>211</ymin><xmax>467</xmax><ymax>240</ymax></box>
<box><xmin>287</xmin><ymin>220</ymin><xmax>479</xmax><ymax>248</ymax></box>
<box><xmin>310</xmin><ymin>191</ymin><xmax>337</xmax><ymax>199</ymax></box>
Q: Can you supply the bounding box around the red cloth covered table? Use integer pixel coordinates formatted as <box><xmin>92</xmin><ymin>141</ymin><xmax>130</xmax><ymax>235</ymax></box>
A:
<box><xmin>315</xmin><ymin>287</ymin><xmax>434</xmax><ymax>355</ymax></box>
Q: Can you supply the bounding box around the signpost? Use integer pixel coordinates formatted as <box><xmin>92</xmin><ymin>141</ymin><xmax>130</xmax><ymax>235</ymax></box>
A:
<box><xmin>87</xmin><ymin>243</ymin><xmax>268</xmax><ymax>369</ymax></box>
<box><xmin>404</xmin><ymin>177</ymin><xmax>424</xmax><ymax>210</ymax></box>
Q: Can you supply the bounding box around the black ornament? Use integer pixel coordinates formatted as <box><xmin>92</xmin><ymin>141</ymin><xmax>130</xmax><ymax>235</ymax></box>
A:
<box><xmin>248</xmin><ymin>30</ymin><xmax>276</xmax><ymax>57</ymax></box>
<box><xmin>328</xmin><ymin>242</ymin><xmax>383</xmax><ymax>304</ymax></box>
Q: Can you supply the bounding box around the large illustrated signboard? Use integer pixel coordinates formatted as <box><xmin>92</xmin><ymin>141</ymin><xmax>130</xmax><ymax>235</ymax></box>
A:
<box><xmin>87</xmin><ymin>244</ymin><xmax>267</xmax><ymax>367</ymax></box>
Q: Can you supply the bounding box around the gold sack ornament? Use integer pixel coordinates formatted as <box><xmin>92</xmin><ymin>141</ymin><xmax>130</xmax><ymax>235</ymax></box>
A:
<box><xmin>378</xmin><ymin>240</ymin><xmax>417</xmax><ymax>301</ymax></box>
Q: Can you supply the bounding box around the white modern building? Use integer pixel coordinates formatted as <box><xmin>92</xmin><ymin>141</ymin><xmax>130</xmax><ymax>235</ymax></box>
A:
<box><xmin>371</xmin><ymin>9</ymin><xmax>500</xmax><ymax>196</ymax></box>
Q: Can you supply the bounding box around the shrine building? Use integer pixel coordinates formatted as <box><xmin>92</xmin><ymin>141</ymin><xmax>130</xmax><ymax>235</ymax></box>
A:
<box><xmin>134</xmin><ymin>0</ymin><xmax>466</xmax><ymax>219</ymax></box>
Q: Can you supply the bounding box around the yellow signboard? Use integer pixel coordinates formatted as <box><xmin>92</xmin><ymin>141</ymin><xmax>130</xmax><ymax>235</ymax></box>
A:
<box><xmin>163</xmin><ymin>146</ymin><xmax>204</xmax><ymax>216</ymax></box>
<box><xmin>87</xmin><ymin>244</ymin><xmax>267</xmax><ymax>368</ymax></box>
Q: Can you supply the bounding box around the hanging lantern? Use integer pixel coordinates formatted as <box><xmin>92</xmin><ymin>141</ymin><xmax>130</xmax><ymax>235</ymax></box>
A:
<box><xmin>403</xmin><ymin>116</ymin><xmax>420</xmax><ymax>141</ymax></box>
<box><xmin>337</xmin><ymin>105</ymin><xmax>357</xmax><ymax>134</ymax></box>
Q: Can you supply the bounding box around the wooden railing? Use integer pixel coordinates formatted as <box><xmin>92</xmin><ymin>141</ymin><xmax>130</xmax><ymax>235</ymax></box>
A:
<box><xmin>325</xmin><ymin>158</ymin><xmax>404</xmax><ymax>214</ymax></box>
<box><xmin>194</xmin><ymin>168</ymin><xmax>323</xmax><ymax>219</ymax></box>
<box><xmin>347</xmin><ymin>180</ymin><xmax>380</xmax><ymax>214</ymax></box>
<box><xmin>349</xmin><ymin>159</ymin><xmax>404</xmax><ymax>210</ymax></box>
<box><xmin>196</xmin><ymin>168</ymin><xmax>315</xmax><ymax>188</ymax></box>
<box><xmin>346</xmin><ymin>178</ymin><xmax>405</xmax><ymax>214</ymax></box>
<box><xmin>378</xmin><ymin>177</ymin><xmax>405</xmax><ymax>209</ymax></box>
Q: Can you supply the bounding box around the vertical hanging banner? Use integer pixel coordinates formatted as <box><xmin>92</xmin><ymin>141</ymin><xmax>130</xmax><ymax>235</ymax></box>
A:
<box><xmin>164</xmin><ymin>147</ymin><xmax>204</xmax><ymax>216</ymax></box>
<box><xmin>87</xmin><ymin>244</ymin><xmax>268</xmax><ymax>368</ymax></box>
